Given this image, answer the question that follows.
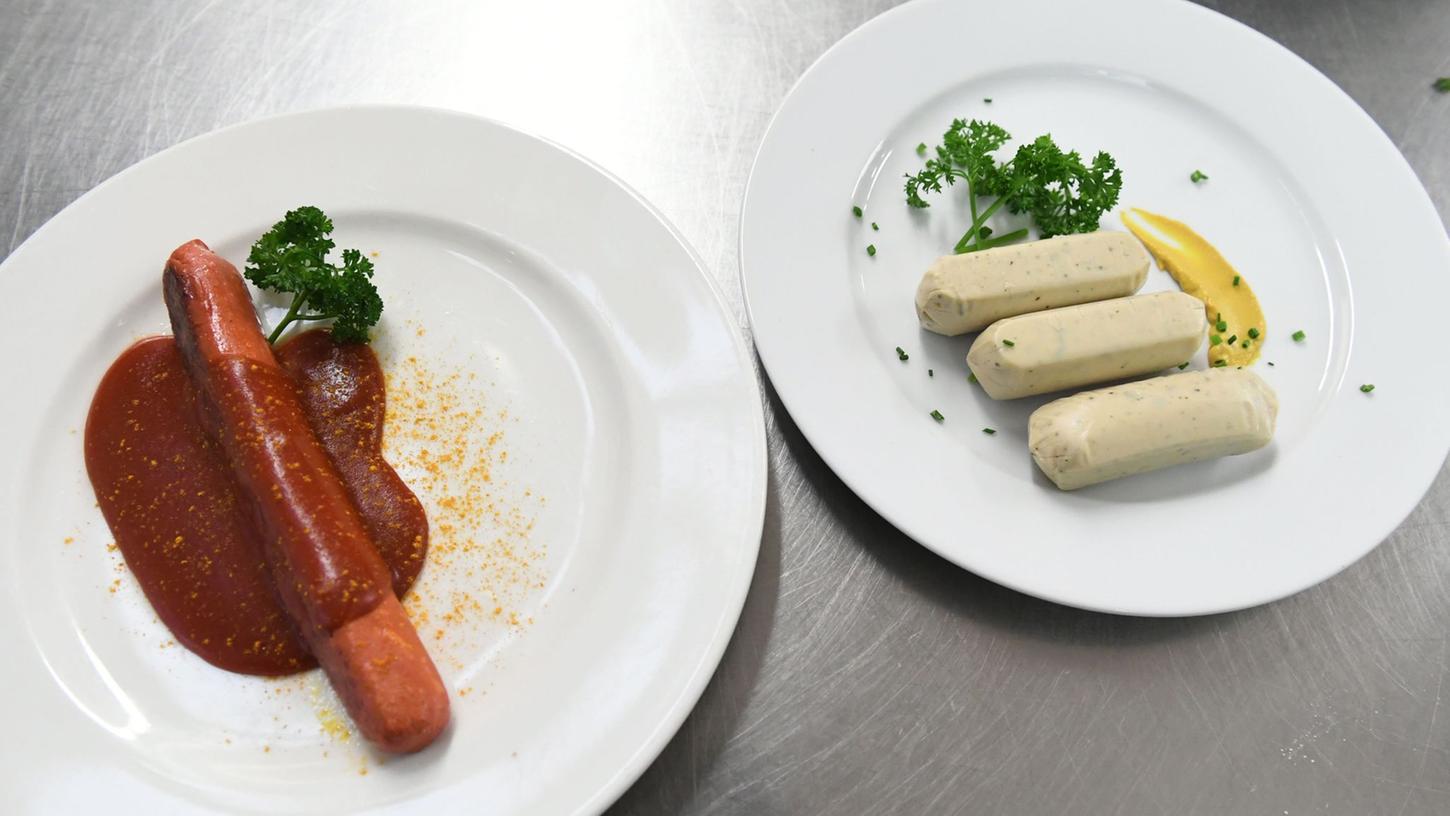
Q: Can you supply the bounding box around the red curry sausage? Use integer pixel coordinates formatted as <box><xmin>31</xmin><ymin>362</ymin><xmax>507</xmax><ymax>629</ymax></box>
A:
<box><xmin>163</xmin><ymin>239</ymin><xmax>449</xmax><ymax>752</ymax></box>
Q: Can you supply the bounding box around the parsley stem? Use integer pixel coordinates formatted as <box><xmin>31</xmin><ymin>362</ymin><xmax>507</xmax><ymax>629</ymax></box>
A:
<box><xmin>265</xmin><ymin>297</ymin><xmax>342</xmax><ymax>343</ymax></box>
<box><xmin>965</xmin><ymin>228</ymin><xmax>1029</xmax><ymax>252</ymax></box>
<box><xmin>966</xmin><ymin>178</ymin><xmax>980</xmax><ymax>242</ymax></box>
<box><xmin>953</xmin><ymin>196</ymin><xmax>1009</xmax><ymax>253</ymax></box>
<box><xmin>266</xmin><ymin>293</ymin><xmax>307</xmax><ymax>345</ymax></box>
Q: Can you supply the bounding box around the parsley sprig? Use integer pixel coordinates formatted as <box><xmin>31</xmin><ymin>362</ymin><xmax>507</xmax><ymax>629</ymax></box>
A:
<box><xmin>244</xmin><ymin>206</ymin><xmax>383</xmax><ymax>344</ymax></box>
<box><xmin>904</xmin><ymin>119</ymin><xmax>1122</xmax><ymax>254</ymax></box>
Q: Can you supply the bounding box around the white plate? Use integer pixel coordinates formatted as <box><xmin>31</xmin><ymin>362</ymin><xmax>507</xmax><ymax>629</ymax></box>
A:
<box><xmin>741</xmin><ymin>0</ymin><xmax>1450</xmax><ymax>616</ymax></box>
<box><xmin>0</xmin><ymin>107</ymin><xmax>766</xmax><ymax>814</ymax></box>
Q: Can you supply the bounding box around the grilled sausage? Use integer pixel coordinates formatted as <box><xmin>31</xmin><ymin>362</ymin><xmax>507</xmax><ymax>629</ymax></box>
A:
<box><xmin>163</xmin><ymin>239</ymin><xmax>449</xmax><ymax>752</ymax></box>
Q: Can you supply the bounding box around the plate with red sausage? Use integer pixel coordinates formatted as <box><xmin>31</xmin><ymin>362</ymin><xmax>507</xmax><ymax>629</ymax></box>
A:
<box><xmin>0</xmin><ymin>106</ymin><xmax>766</xmax><ymax>814</ymax></box>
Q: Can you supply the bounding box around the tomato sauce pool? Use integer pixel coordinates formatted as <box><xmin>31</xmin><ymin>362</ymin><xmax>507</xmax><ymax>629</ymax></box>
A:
<box><xmin>83</xmin><ymin>329</ymin><xmax>428</xmax><ymax>676</ymax></box>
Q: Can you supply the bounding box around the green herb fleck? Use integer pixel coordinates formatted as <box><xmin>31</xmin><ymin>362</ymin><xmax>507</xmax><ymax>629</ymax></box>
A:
<box><xmin>1292</xmin><ymin>330</ymin><xmax>1306</xmax><ymax>342</ymax></box>
<box><xmin>244</xmin><ymin>205</ymin><xmax>384</xmax><ymax>344</ymax></box>
<box><xmin>871</xmin><ymin>222</ymin><xmax>880</xmax><ymax>231</ymax></box>
<box><xmin>1241</xmin><ymin>341</ymin><xmax>1250</xmax><ymax>349</ymax></box>
<box><xmin>1210</xmin><ymin>334</ymin><xmax>1222</xmax><ymax>346</ymax></box>
<box><xmin>1190</xmin><ymin>169</ymin><xmax>1209</xmax><ymax>183</ymax></box>
<box><xmin>1360</xmin><ymin>383</ymin><xmax>1375</xmax><ymax>393</ymax></box>
<box><xmin>1435</xmin><ymin>78</ymin><xmax>1450</xmax><ymax>93</ymax></box>
<box><xmin>1267</xmin><ymin>361</ymin><xmax>1275</xmax><ymax>367</ymax></box>
<box><xmin>928</xmin><ymin>369</ymin><xmax>934</xmax><ymax>377</ymax></box>
<box><xmin>1001</xmin><ymin>339</ymin><xmax>1015</xmax><ymax>347</ymax></box>
<box><xmin>1215</xmin><ymin>319</ymin><xmax>1228</xmax><ymax>332</ymax></box>
<box><xmin>981</xmin><ymin>427</ymin><xmax>996</xmax><ymax>435</ymax></box>
<box><xmin>895</xmin><ymin>346</ymin><xmax>909</xmax><ymax>361</ymax></box>
<box><xmin>1247</xmin><ymin>327</ymin><xmax>1260</xmax><ymax>339</ymax></box>
<box><xmin>916</xmin><ymin>142</ymin><xmax>928</xmax><ymax>155</ymax></box>
<box><xmin>1178</xmin><ymin>362</ymin><xmax>1190</xmax><ymax>370</ymax></box>
<box><xmin>968</xmin><ymin>372</ymin><xmax>978</xmax><ymax>384</ymax></box>
<box><xmin>1213</xmin><ymin>359</ymin><xmax>1228</xmax><ymax>367</ymax></box>
<box><xmin>1227</xmin><ymin>334</ymin><xmax>1237</xmax><ymax>345</ymax></box>
<box><xmin>930</xmin><ymin>409</ymin><xmax>945</xmax><ymax>422</ymax></box>
<box><xmin>867</xmin><ymin>244</ymin><xmax>877</xmax><ymax>256</ymax></box>
<box><xmin>1232</xmin><ymin>275</ymin><xmax>1241</xmax><ymax>286</ymax></box>
<box><xmin>852</xmin><ymin>205</ymin><xmax>863</xmax><ymax>218</ymax></box>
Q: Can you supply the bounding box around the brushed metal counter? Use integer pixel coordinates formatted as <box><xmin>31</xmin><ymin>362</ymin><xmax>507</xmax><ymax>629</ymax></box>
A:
<box><xmin>3</xmin><ymin>1</ymin><xmax>1448</xmax><ymax>813</ymax></box>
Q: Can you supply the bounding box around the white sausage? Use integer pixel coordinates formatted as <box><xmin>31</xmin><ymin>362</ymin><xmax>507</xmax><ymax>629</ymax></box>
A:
<box><xmin>968</xmin><ymin>291</ymin><xmax>1206</xmax><ymax>400</ymax></box>
<box><xmin>1028</xmin><ymin>368</ymin><xmax>1278</xmax><ymax>490</ymax></box>
<box><xmin>915</xmin><ymin>233</ymin><xmax>1150</xmax><ymax>336</ymax></box>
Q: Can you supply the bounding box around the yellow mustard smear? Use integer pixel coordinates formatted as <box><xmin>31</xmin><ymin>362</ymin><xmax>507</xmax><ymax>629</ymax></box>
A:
<box><xmin>1121</xmin><ymin>208</ymin><xmax>1265</xmax><ymax>368</ymax></box>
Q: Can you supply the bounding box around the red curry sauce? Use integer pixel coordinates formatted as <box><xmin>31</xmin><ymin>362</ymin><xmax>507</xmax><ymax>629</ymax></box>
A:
<box><xmin>83</xmin><ymin>329</ymin><xmax>427</xmax><ymax>676</ymax></box>
<box><xmin>275</xmin><ymin>330</ymin><xmax>428</xmax><ymax>597</ymax></box>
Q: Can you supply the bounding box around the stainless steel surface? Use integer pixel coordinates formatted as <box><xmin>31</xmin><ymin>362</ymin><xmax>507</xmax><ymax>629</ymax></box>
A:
<box><xmin>3</xmin><ymin>0</ymin><xmax>1448</xmax><ymax>812</ymax></box>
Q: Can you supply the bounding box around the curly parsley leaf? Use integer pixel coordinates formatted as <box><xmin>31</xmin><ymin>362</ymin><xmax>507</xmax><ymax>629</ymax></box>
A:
<box><xmin>244</xmin><ymin>206</ymin><xmax>383</xmax><ymax>344</ymax></box>
<box><xmin>997</xmin><ymin>137</ymin><xmax>1123</xmax><ymax>238</ymax></box>
<box><xmin>904</xmin><ymin>120</ymin><xmax>1121</xmax><ymax>253</ymax></box>
<box><xmin>904</xmin><ymin>119</ymin><xmax>1010</xmax><ymax>209</ymax></box>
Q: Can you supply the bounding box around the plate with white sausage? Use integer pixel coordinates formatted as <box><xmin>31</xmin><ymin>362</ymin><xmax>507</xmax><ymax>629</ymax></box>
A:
<box><xmin>741</xmin><ymin>0</ymin><xmax>1450</xmax><ymax>615</ymax></box>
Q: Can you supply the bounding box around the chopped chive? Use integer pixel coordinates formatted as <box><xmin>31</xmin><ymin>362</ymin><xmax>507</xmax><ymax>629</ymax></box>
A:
<box><xmin>1001</xmin><ymin>339</ymin><xmax>1015</xmax><ymax>347</ymax></box>
<box><xmin>867</xmin><ymin>244</ymin><xmax>877</xmax><ymax>256</ymax></box>
<box><xmin>983</xmin><ymin>98</ymin><xmax>993</xmax><ymax>104</ymax></box>
<box><xmin>1267</xmin><ymin>361</ymin><xmax>1275</xmax><ymax>367</ymax></box>
<box><xmin>1435</xmin><ymin>78</ymin><xmax>1450</xmax><ymax>93</ymax></box>
<box><xmin>981</xmin><ymin>427</ymin><xmax>996</xmax><ymax>435</ymax></box>
<box><xmin>1241</xmin><ymin>341</ymin><xmax>1250</xmax><ymax>349</ymax></box>
<box><xmin>930</xmin><ymin>409</ymin><xmax>945</xmax><ymax>422</ymax></box>
<box><xmin>1190</xmin><ymin>169</ymin><xmax>1209</xmax><ymax>183</ymax></box>
<box><xmin>1213</xmin><ymin>359</ymin><xmax>1228</xmax><ymax>367</ymax></box>
<box><xmin>1226</xmin><ymin>334</ymin><xmax>1237</xmax><ymax>345</ymax></box>
<box><xmin>895</xmin><ymin>346</ymin><xmax>908</xmax><ymax>361</ymax></box>
<box><xmin>1292</xmin><ymin>330</ymin><xmax>1306</xmax><ymax>342</ymax></box>
<box><xmin>928</xmin><ymin>369</ymin><xmax>934</xmax><ymax>377</ymax></box>
<box><xmin>852</xmin><ymin>205</ymin><xmax>863</xmax><ymax>217</ymax></box>
<box><xmin>1360</xmin><ymin>383</ymin><xmax>1375</xmax><ymax>393</ymax></box>
<box><xmin>871</xmin><ymin>222</ymin><xmax>879</xmax><ymax>231</ymax></box>
<box><xmin>1210</xmin><ymin>334</ymin><xmax>1222</xmax><ymax>346</ymax></box>
<box><xmin>967</xmin><ymin>372</ymin><xmax>978</xmax><ymax>384</ymax></box>
<box><xmin>916</xmin><ymin>142</ymin><xmax>928</xmax><ymax>155</ymax></box>
<box><xmin>1178</xmin><ymin>362</ymin><xmax>1190</xmax><ymax>370</ymax></box>
<box><xmin>1232</xmin><ymin>275</ymin><xmax>1241</xmax><ymax>286</ymax></box>
<box><xmin>1215</xmin><ymin>312</ymin><xmax>1222</xmax><ymax>322</ymax></box>
<box><xmin>1247</xmin><ymin>327</ymin><xmax>1260</xmax><ymax>339</ymax></box>
<box><xmin>1215</xmin><ymin>319</ymin><xmax>1228</xmax><ymax>332</ymax></box>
